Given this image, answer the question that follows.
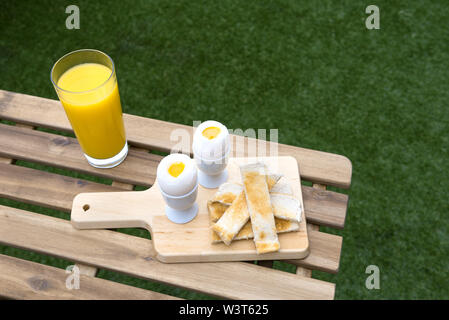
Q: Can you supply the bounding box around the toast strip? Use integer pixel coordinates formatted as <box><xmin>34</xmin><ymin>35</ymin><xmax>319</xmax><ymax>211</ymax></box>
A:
<box><xmin>270</xmin><ymin>182</ymin><xmax>293</xmax><ymax>195</ymax></box>
<box><xmin>211</xmin><ymin>175</ymin><xmax>281</xmax><ymax>244</ymax></box>
<box><xmin>207</xmin><ymin>201</ymin><xmax>230</xmax><ymax>223</ymax></box>
<box><xmin>211</xmin><ymin>218</ymin><xmax>299</xmax><ymax>243</ymax></box>
<box><xmin>270</xmin><ymin>193</ymin><xmax>302</xmax><ymax>222</ymax></box>
<box><xmin>209</xmin><ymin>192</ymin><xmax>301</xmax><ymax>224</ymax></box>
<box><xmin>209</xmin><ymin>193</ymin><xmax>299</xmax><ymax>243</ymax></box>
<box><xmin>211</xmin><ymin>174</ymin><xmax>281</xmax><ymax>206</ymax></box>
<box><xmin>240</xmin><ymin>163</ymin><xmax>280</xmax><ymax>254</ymax></box>
<box><xmin>211</xmin><ymin>191</ymin><xmax>249</xmax><ymax>245</ymax></box>
<box><xmin>211</xmin><ymin>182</ymin><xmax>243</xmax><ymax>205</ymax></box>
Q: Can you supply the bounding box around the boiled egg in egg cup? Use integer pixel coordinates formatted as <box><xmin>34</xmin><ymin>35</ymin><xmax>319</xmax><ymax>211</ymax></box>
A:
<box><xmin>192</xmin><ymin>120</ymin><xmax>230</xmax><ymax>189</ymax></box>
<box><xmin>157</xmin><ymin>153</ymin><xmax>199</xmax><ymax>224</ymax></box>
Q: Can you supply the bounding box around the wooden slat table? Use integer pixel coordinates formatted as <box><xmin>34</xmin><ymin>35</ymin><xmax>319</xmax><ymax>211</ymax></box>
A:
<box><xmin>0</xmin><ymin>89</ymin><xmax>351</xmax><ymax>300</ymax></box>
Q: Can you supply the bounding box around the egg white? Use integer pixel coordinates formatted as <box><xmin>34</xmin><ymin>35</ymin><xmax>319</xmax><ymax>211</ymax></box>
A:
<box><xmin>157</xmin><ymin>153</ymin><xmax>197</xmax><ymax>196</ymax></box>
<box><xmin>192</xmin><ymin>120</ymin><xmax>230</xmax><ymax>160</ymax></box>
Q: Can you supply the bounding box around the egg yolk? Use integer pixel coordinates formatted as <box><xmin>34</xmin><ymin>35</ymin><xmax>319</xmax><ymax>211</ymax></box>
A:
<box><xmin>202</xmin><ymin>126</ymin><xmax>221</xmax><ymax>140</ymax></box>
<box><xmin>168</xmin><ymin>162</ymin><xmax>185</xmax><ymax>178</ymax></box>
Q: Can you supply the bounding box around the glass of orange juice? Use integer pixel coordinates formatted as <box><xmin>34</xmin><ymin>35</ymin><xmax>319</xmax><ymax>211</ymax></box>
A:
<box><xmin>51</xmin><ymin>49</ymin><xmax>128</xmax><ymax>168</ymax></box>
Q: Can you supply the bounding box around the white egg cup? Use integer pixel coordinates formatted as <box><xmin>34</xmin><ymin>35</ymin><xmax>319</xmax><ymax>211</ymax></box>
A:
<box><xmin>194</xmin><ymin>149</ymin><xmax>230</xmax><ymax>189</ymax></box>
<box><xmin>158</xmin><ymin>183</ymin><xmax>199</xmax><ymax>224</ymax></box>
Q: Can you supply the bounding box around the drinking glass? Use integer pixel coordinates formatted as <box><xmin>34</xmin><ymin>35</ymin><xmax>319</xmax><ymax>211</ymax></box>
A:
<box><xmin>51</xmin><ymin>49</ymin><xmax>128</xmax><ymax>168</ymax></box>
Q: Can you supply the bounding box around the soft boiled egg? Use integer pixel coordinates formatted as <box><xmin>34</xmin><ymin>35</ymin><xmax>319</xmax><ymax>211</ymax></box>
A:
<box><xmin>192</xmin><ymin>120</ymin><xmax>230</xmax><ymax>160</ymax></box>
<box><xmin>157</xmin><ymin>153</ymin><xmax>198</xmax><ymax>197</ymax></box>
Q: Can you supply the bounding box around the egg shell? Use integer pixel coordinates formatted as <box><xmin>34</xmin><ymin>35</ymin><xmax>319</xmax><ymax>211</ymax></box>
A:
<box><xmin>192</xmin><ymin>120</ymin><xmax>230</xmax><ymax>160</ymax></box>
<box><xmin>157</xmin><ymin>153</ymin><xmax>198</xmax><ymax>197</ymax></box>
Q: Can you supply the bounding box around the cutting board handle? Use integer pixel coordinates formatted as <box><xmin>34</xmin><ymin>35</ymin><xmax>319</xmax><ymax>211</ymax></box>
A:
<box><xmin>71</xmin><ymin>188</ymin><xmax>156</xmax><ymax>232</ymax></box>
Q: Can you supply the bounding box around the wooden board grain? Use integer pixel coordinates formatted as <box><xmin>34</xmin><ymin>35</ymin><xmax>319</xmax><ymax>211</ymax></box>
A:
<box><xmin>0</xmin><ymin>205</ymin><xmax>335</xmax><ymax>299</ymax></box>
<box><xmin>0</xmin><ymin>89</ymin><xmax>352</xmax><ymax>188</ymax></box>
<box><xmin>0</xmin><ymin>254</ymin><xmax>178</xmax><ymax>300</ymax></box>
<box><xmin>71</xmin><ymin>156</ymin><xmax>309</xmax><ymax>263</ymax></box>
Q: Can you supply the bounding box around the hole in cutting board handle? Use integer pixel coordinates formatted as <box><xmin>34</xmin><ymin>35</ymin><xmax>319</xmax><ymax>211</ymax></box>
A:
<box><xmin>82</xmin><ymin>204</ymin><xmax>90</xmax><ymax>212</ymax></box>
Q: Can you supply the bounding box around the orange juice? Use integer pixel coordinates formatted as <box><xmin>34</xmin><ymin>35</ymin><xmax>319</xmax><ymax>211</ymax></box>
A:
<box><xmin>56</xmin><ymin>63</ymin><xmax>126</xmax><ymax>159</ymax></box>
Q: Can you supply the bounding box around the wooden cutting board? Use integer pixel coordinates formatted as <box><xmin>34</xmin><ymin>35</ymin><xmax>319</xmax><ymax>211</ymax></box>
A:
<box><xmin>71</xmin><ymin>156</ymin><xmax>309</xmax><ymax>263</ymax></box>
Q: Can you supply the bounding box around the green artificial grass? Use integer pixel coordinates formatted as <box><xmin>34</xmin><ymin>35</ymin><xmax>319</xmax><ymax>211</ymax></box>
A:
<box><xmin>0</xmin><ymin>0</ymin><xmax>448</xmax><ymax>299</ymax></box>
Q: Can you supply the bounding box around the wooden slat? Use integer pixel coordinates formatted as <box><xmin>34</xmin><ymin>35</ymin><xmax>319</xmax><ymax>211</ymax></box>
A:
<box><xmin>287</xmin><ymin>227</ymin><xmax>341</xmax><ymax>273</ymax></box>
<box><xmin>0</xmin><ymin>157</ymin><xmax>12</xmax><ymax>164</ymax></box>
<box><xmin>0</xmin><ymin>163</ymin><xmax>346</xmax><ymax>229</ymax></box>
<box><xmin>296</xmin><ymin>223</ymin><xmax>320</xmax><ymax>277</ymax></box>
<box><xmin>110</xmin><ymin>147</ymin><xmax>149</xmax><ymax>191</ymax></box>
<box><xmin>111</xmin><ymin>181</ymin><xmax>134</xmax><ymax>191</ymax></box>
<box><xmin>302</xmin><ymin>187</ymin><xmax>347</xmax><ymax>229</ymax></box>
<box><xmin>0</xmin><ymin>89</ymin><xmax>352</xmax><ymax>188</ymax></box>
<box><xmin>296</xmin><ymin>185</ymin><xmax>326</xmax><ymax>277</ymax></box>
<box><xmin>296</xmin><ymin>266</ymin><xmax>312</xmax><ymax>277</ymax></box>
<box><xmin>0</xmin><ymin>122</ymin><xmax>36</xmax><ymax>165</ymax></box>
<box><xmin>0</xmin><ymin>254</ymin><xmax>178</xmax><ymax>300</ymax></box>
<box><xmin>0</xmin><ymin>123</ymin><xmax>160</xmax><ymax>187</ymax></box>
<box><xmin>0</xmin><ymin>205</ymin><xmax>335</xmax><ymax>299</ymax></box>
<box><xmin>0</xmin><ymin>163</ymin><xmax>342</xmax><ymax>272</ymax></box>
<box><xmin>76</xmin><ymin>264</ymin><xmax>98</xmax><ymax>277</ymax></box>
<box><xmin>0</xmin><ymin>162</ymin><xmax>121</xmax><ymax>212</ymax></box>
<box><xmin>291</xmin><ymin>184</ymin><xmax>343</xmax><ymax>277</ymax></box>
